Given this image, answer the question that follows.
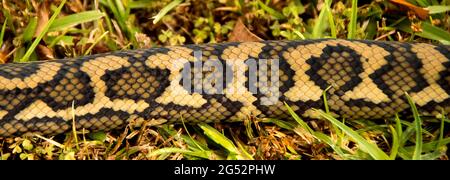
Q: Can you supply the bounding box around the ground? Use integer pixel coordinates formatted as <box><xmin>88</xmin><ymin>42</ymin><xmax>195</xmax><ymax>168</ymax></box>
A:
<box><xmin>0</xmin><ymin>0</ymin><xmax>449</xmax><ymax>160</ymax></box>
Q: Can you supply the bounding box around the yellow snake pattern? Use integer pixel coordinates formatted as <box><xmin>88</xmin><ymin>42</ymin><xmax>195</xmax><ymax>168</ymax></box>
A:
<box><xmin>0</xmin><ymin>39</ymin><xmax>449</xmax><ymax>137</ymax></box>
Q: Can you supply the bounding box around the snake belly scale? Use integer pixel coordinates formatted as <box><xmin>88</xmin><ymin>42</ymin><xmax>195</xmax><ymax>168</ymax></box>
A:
<box><xmin>0</xmin><ymin>39</ymin><xmax>449</xmax><ymax>137</ymax></box>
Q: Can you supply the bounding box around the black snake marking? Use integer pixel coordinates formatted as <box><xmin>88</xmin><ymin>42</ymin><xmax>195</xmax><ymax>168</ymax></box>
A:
<box><xmin>0</xmin><ymin>39</ymin><xmax>449</xmax><ymax>137</ymax></box>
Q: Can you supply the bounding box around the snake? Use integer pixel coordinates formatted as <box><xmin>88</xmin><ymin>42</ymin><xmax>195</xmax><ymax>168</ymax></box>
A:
<box><xmin>0</xmin><ymin>39</ymin><xmax>449</xmax><ymax>137</ymax></box>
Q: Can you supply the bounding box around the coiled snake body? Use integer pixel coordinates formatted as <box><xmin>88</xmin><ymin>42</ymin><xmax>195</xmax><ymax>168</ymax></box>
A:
<box><xmin>0</xmin><ymin>39</ymin><xmax>449</xmax><ymax>137</ymax></box>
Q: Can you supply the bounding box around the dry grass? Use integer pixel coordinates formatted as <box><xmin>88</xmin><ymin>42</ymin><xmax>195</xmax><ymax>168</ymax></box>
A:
<box><xmin>0</xmin><ymin>0</ymin><xmax>449</xmax><ymax>160</ymax></box>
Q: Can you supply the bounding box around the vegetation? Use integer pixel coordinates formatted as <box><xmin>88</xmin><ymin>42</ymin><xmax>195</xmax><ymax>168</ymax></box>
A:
<box><xmin>0</xmin><ymin>0</ymin><xmax>449</xmax><ymax>160</ymax></box>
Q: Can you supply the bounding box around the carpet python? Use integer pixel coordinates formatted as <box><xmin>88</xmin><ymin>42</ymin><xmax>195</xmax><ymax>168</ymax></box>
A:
<box><xmin>0</xmin><ymin>39</ymin><xmax>449</xmax><ymax>137</ymax></box>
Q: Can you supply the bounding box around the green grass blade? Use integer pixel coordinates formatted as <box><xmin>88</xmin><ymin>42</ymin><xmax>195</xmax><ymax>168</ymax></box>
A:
<box><xmin>49</xmin><ymin>10</ymin><xmax>105</xmax><ymax>32</ymax></box>
<box><xmin>324</xmin><ymin>0</ymin><xmax>336</xmax><ymax>38</ymax></box>
<box><xmin>88</xmin><ymin>131</ymin><xmax>107</xmax><ymax>142</ymax></box>
<box><xmin>404</xmin><ymin>137</ymin><xmax>450</xmax><ymax>152</ymax></box>
<box><xmin>102</xmin><ymin>0</ymin><xmax>132</xmax><ymax>40</ymax></box>
<box><xmin>312</xmin><ymin>0</ymin><xmax>333</xmax><ymax>38</ymax></box>
<box><xmin>198</xmin><ymin>123</ymin><xmax>238</xmax><ymax>154</ymax></box>
<box><xmin>354</xmin><ymin>124</ymin><xmax>388</xmax><ymax>133</ymax></box>
<box><xmin>313</xmin><ymin>132</ymin><xmax>348</xmax><ymax>159</ymax></box>
<box><xmin>347</xmin><ymin>0</ymin><xmax>358</xmax><ymax>39</ymax></box>
<box><xmin>229</xmin><ymin>133</ymin><xmax>254</xmax><ymax>160</ymax></box>
<box><xmin>414</xmin><ymin>0</ymin><xmax>430</xmax><ymax>7</ymax></box>
<box><xmin>404</xmin><ymin>93</ymin><xmax>422</xmax><ymax>160</ymax></box>
<box><xmin>114</xmin><ymin>0</ymin><xmax>127</xmax><ymax>20</ymax></box>
<box><xmin>437</xmin><ymin>112</ymin><xmax>446</xmax><ymax>149</ymax></box>
<box><xmin>292</xmin><ymin>29</ymin><xmax>306</xmax><ymax>40</ymax></box>
<box><xmin>20</xmin><ymin>0</ymin><xmax>67</xmax><ymax>62</ymax></box>
<box><xmin>48</xmin><ymin>35</ymin><xmax>74</xmax><ymax>47</ymax></box>
<box><xmin>267</xmin><ymin>118</ymin><xmax>296</xmax><ymax>130</ymax></box>
<box><xmin>321</xmin><ymin>85</ymin><xmax>343</xmax><ymax>140</ymax></box>
<box><xmin>400</xmin><ymin>126</ymin><xmax>417</xmax><ymax>151</ymax></box>
<box><xmin>160</xmin><ymin>125</ymin><xmax>209</xmax><ymax>151</ymax></box>
<box><xmin>315</xmin><ymin>109</ymin><xmax>390</xmax><ymax>160</ymax></box>
<box><xmin>180</xmin><ymin>117</ymin><xmax>206</xmax><ymax>152</ymax></box>
<box><xmin>417</xmin><ymin>22</ymin><xmax>450</xmax><ymax>44</ymax></box>
<box><xmin>0</xmin><ymin>18</ymin><xmax>7</xmax><ymax>48</ymax></box>
<box><xmin>312</xmin><ymin>2</ymin><xmax>327</xmax><ymax>38</ymax></box>
<box><xmin>394</xmin><ymin>114</ymin><xmax>403</xmax><ymax>145</ymax></box>
<box><xmin>1</xmin><ymin>9</ymin><xmax>14</xmax><ymax>32</ymax></box>
<box><xmin>22</xmin><ymin>17</ymin><xmax>38</xmax><ymax>42</ymax></box>
<box><xmin>322</xmin><ymin>86</ymin><xmax>332</xmax><ymax>113</ymax></box>
<box><xmin>129</xmin><ymin>1</ymin><xmax>154</xmax><ymax>9</ymax></box>
<box><xmin>83</xmin><ymin>31</ymin><xmax>109</xmax><ymax>55</ymax></box>
<box><xmin>427</xmin><ymin>5</ymin><xmax>450</xmax><ymax>14</ymax></box>
<box><xmin>397</xmin><ymin>20</ymin><xmax>450</xmax><ymax>44</ymax></box>
<box><xmin>420</xmin><ymin>151</ymin><xmax>444</xmax><ymax>160</ymax></box>
<box><xmin>257</xmin><ymin>0</ymin><xmax>286</xmax><ymax>20</ymax></box>
<box><xmin>13</xmin><ymin>47</ymin><xmax>25</xmax><ymax>62</ymax></box>
<box><xmin>147</xmin><ymin>147</ymin><xmax>210</xmax><ymax>159</ymax></box>
<box><xmin>104</xmin><ymin>0</ymin><xmax>121</xmax><ymax>23</ymax></box>
<box><xmin>152</xmin><ymin>0</ymin><xmax>183</xmax><ymax>24</ymax></box>
<box><xmin>284</xmin><ymin>102</ymin><xmax>314</xmax><ymax>133</ymax></box>
<box><xmin>365</xmin><ymin>18</ymin><xmax>377</xmax><ymax>40</ymax></box>
<box><xmin>388</xmin><ymin>125</ymin><xmax>399</xmax><ymax>160</ymax></box>
<box><xmin>397</xmin><ymin>148</ymin><xmax>412</xmax><ymax>160</ymax></box>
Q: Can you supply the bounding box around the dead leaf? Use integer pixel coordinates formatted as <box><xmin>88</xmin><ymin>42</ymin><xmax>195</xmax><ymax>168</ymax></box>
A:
<box><xmin>36</xmin><ymin>44</ymin><xmax>54</xmax><ymax>60</ymax></box>
<box><xmin>0</xmin><ymin>52</ymin><xmax>8</xmax><ymax>64</ymax></box>
<box><xmin>91</xmin><ymin>43</ymin><xmax>110</xmax><ymax>54</ymax></box>
<box><xmin>390</xmin><ymin>0</ymin><xmax>429</xmax><ymax>20</ymax></box>
<box><xmin>32</xmin><ymin>0</ymin><xmax>50</xmax><ymax>38</ymax></box>
<box><xmin>67</xmin><ymin>0</ymin><xmax>84</xmax><ymax>13</ymax></box>
<box><xmin>111</xmin><ymin>20</ymin><xmax>125</xmax><ymax>47</ymax></box>
<box><xmin>214</xmin><ymin>6</ymin><xmax>239</xmax><ymax>12</ymax></box>
<box><xmin>135</xmin><ymin>32</ymin><xmax>152</xmax><ymax>49</ymax></box>
<box><xmin>0</xmin><ymin>40</ymin><xmax>12</xmax><ymax>64</ymax></box>
<box><xmin>229</xmin><ymin>18</ymin><xmax>263</xmax><ymax>42</ymax></box>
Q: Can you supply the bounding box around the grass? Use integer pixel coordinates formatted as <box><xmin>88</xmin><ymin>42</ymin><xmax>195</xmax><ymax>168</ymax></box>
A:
<box><xmin>152</xmin><ymin>0</ymin><xmax>184</xmax><ymax>24</ymax></box>
<box><xmin>0</xmin><ymin>18</ymin><xmax>7</xmax><ymax>48</ymax></box>
<box><xmin>405</xmin><ymin>93</ymin><xmax>423</xmax><ymax>160</ymax></box>
<box><xmin>0</xmin><ymin>0</ymin><xmax>449</xmax><ymax>160</ymax></box>
<box><xmin>20</xmin><ymin>0</ymin><xmax>67</xmax><ymax>62</ymax></box>
<box><xmin>347</xmin><ymin>0</ymin><xmax>358</xmax><ymax>39</ymax></box>
<box><xmin>48</xmin><ymin>10</ymin><xmax>105</xmax><ymax>32</ymax></box>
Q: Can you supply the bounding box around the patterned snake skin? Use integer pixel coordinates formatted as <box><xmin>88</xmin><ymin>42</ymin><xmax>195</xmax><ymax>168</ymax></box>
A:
<box><xmin>0</xmin><ymin>39</ymin><xmax>449</xmax><ymax>137</ymax></box>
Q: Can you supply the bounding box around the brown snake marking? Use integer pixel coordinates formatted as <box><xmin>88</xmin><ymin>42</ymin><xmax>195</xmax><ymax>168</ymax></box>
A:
<box><xmin>0</xmin><ymin>39</ymin><xmax>449</xmax><ymax>137</ymax></box>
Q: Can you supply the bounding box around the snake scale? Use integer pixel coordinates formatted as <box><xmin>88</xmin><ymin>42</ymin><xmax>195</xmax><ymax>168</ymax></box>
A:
<box><xmin>0</xmin><ymin>39</ymin><xmax>449</xmax><ymax>137</ymax></box>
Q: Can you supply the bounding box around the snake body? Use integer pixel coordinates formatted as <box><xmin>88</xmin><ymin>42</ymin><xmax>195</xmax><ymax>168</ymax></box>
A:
<box><xmin>0</xmin><ymin>39</ymin><xmax>449</xmax><ymax>137</ymax></box>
